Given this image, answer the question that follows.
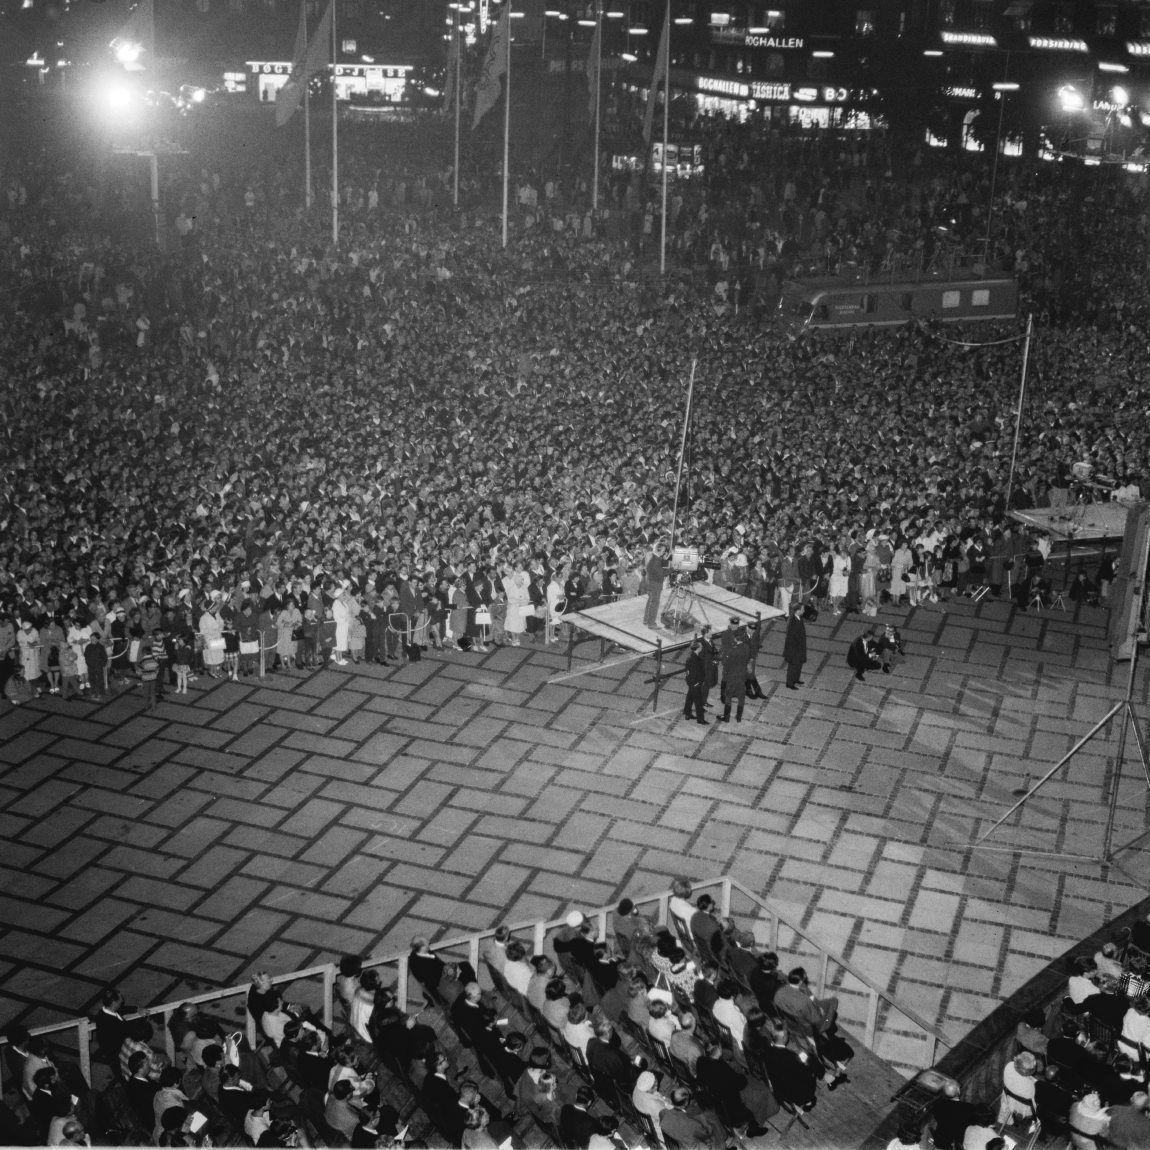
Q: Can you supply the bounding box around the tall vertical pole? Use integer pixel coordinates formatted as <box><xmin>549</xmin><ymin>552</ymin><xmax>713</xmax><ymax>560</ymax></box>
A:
<box><xmin>592</xmin><ymin>3</ymin><xmax>602</xmax><ymax>211</ymax></box>
<box><xmin>983</xmin><ymin>91</ymin><xmax>1005</xmax><ymax>265</ymax></box>
<box><xmin>668</xmin><ymin>358</ymin><xmax>697</xmax><ymax>557</ymax></box>
<box><xmin>659</xmin><ymin>0</ymin><xmax>670</xmax><ymax>276</ymax></box>
<box><xmin>303</xmin><ymin>0</ymin><xmax>313</xmax><ymax>210</ymax></box>
<box><xmin>331</xmin><ymin>0</ymin><xmax>339</xmax><ymax>248</ymax></box>
<box><xmin>501</xmin><ymin>6</ymin><xmax>511</xmax><ymax>249</ymax></box>
<box><xmin>1004</xmin><ymin>312</ymin><xmax>1032</xmax><ymax>511</ymax></box>
<box><xmin>453</xmin><ymin>10</ymin><xmax>461</xmax><ymax>208</ymax></box>
<box><xmin>150</xmin><ymin>152</ymin><xmax>160</xmax><ymax>247</ymax></box>
<box><xmin>1103</xmin><ymin>627</ymin><xmax>1144</xmax><ymax>861</ymax></box>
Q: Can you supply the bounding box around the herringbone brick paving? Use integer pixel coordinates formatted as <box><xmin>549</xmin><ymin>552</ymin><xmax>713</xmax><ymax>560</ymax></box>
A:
<box><xmin>2</xmin><ymin>595</ymin><xmax>1148</xmax><ymax>1076</ymax></box>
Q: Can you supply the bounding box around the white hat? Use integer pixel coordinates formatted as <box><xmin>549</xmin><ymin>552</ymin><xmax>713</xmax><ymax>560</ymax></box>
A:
<box><xmin>565</xmin><ymin>911</ymin><xmax>584</xmax><ymax>929</ymax></box>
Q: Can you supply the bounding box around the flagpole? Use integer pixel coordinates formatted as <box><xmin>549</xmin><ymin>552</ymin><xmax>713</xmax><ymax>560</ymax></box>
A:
<box><xmin>659</xmin><ymin>0</ymin><xmax>669</xmax><ymax>276</ymax></box>
<box><xmin>669</xmin><ymin>357</ymin><xmax>697</xmax><ymax>558</ymax></box>
<box><xmin>331</xmin><ymin>0</ymin><xmax>339</xmax><ymax>249</ymax></box>
<box><xmin>303</xmin><ymin>2</ymin><xmax>312</xmax><ymax>210</ymax></box>
<box><xmin>453</xmin><ymin>11</ymin><xmax>461</xmax><ymax>209</ymax></box>
<box><xmin>501</xmin><ymin>6</ymin><xmax>511</xmax><ymax>249</ymax></box>
<box><xmin>592</xmin><ymin>3</ymin><xmax>602</xmax><ymax>212</ymax></box>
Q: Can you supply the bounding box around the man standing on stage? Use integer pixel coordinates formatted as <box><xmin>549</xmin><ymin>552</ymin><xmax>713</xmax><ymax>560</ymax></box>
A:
<box><xmin>644</xmin><ymin>543</ymin><xmax>667</xmax><ymax>630</ymax></box>
<box><xmin>683</xmin><ymin>638</ymin><xmax>708</xmax><ymax>725</ymax></box>
<box><xmin>719</xmin><ymin>618</ymin><xmax>750</xmax><ymax>723</ymax></box>
<box><xmin>783</xmin><ymin>602</ymin><xmax>807</xmax><ymax>690</ymax></box>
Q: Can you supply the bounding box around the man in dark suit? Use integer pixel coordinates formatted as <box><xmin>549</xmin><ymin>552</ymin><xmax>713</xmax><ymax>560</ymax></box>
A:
<box><xmin>846</xmin><ymin>626</ymin><xmax>883</xmax><ymax>682</ymax></box>
<box><xmin>586</xmin><ymin>1020</ymin><xmax>636</xmax><ymax>1102</ymax></box>
<box><xmin>719</xmin><ymin>618</ymin><xmax>750</xmax><ymax>723</ymax></box>
<box><xmin>930</xmin><ymin>1081</ymin><xmax>985</xmax><ymax>1150</ymax></box>
<box><xmin>451</xmin><ymin>981</ymin><xmax>502</xmax><ymax>1068</ymax></box>
<box><xmin>783</xmin><ymin>602</ymin><xmax>807</xmax><ymax>689</ymax></box>
<box><xmin>693</xmin><ymin>1047</ymin><xmax>770</xmax><ymax>1135</ymax></box>
<box><xmin>758</xmin><ymin>1028</ymin><xmax>818</xmax><ymax>1111</ymax></box>
<box><xmin>123</xmin><ymin>1052</ymin><xmax>159</xmax><ymax>1131</ymax></box>
<box><xmin>659</xmin><ymin>1086</ymin><xmax>726</xmax><ymax>1150</ymax></box>
<box><xmin>559</xmin><ymin>1087</ymin><xmax>600</xmax><ymax>1149</ymax></box>
<box><xmin>699</xmin><ymin>625</ymin><xmax>718</xmax><ymax>709</ymax></box>
<box><xmin>683</xmin><ymin>638</ymin><xmax>707</xmax><ymax>724</ymax></box>
<box><xmin>724</xmin><ymin>931</ymin><xmax>760</xmax><ymax>987</ymax></box>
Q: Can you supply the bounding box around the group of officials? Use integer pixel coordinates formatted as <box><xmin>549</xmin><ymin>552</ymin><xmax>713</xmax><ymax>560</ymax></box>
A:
<box><xmin>682</xmin><ymin>603</ymin><xmax>809</xmax><ymax>725</ymax></box>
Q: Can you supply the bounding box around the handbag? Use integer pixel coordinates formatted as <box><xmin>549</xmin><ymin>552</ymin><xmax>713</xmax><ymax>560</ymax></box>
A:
<box><xmin>207</xmin><ymin>637</ymin><xmax>227</xmax><ymax>651</ymax></box>
<box><xmin>239</xmin><ymin>639</ymin><xmax>259</xmax><ymax>656</ymax></box>
<box><xmin>223</xmin><ymin>1031</ymin><xmax>243</xmax><ymax>1068</ymax></box>
<box><xmin>475</xmin><ymin>607</ymin><xmax>492</xmax><ymax>626</ymax></box>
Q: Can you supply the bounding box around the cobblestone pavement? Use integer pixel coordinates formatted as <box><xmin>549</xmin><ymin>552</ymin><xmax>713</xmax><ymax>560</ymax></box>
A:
<box><xmin>1</xmin><ymin>594</ymin><xmax>1148</xmax><ymax>1074</ymax></box>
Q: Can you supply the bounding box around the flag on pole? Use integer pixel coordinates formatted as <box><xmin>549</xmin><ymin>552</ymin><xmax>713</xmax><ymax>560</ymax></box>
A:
<box><xmin>443</xmin><ymin>26</ymin><xmax>459</xmax><ymax>114</ymax></box>
<box><xmin>586</xmin><ymin>10</ymin><xmax>601</xmax><ymax>119</ymax></box>
<box><xmin>276</xmin><ymin>0</ymin><xmax>333</xmax><ymax>128</ymax></box>
<box><xmin>642</xmin><ymin>3</ymin><xmax>669</xmax><ymax>144</ymax></box>
<box><xmin>473</xmin><ymin>3</ymin><xmax>510</xmax><ymax>129</ymax></box>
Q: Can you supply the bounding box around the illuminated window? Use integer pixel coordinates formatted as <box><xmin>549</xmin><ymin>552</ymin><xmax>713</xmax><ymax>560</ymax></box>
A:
<box><xmin>938</xmin><ymin>0</ymin><xmax>956</xmax><ymax>26</ymax></box>
<box><xmin>972</xmin><ymin>289</ymin><xmax>990</xmax><ymax>306</ymax></box>
<box><xmin>942</xmin><ymin>290</ymin><xmax>960</xmax><ymax>309</ymax></box>
<box><xmin>1097</xmin><ymin>6</ymin><xmax>1116</xmax><ymax>36</ymax></box>
<box><xmin>855</xmin><ymin>8</ymin><xmax>874</xmax><ymax>34</ymax></box>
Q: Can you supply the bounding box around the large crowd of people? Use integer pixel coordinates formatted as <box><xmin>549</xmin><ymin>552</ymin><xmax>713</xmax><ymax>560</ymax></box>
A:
<box><xmin>1</xmin><ymin>100</ymin><xmax>1147</xmax><ymax>699</ymax></box>
<box><xmin>1</xmin><ymin>76</ymin><xmax>1150</xmax><ymax>1147</ymax></box>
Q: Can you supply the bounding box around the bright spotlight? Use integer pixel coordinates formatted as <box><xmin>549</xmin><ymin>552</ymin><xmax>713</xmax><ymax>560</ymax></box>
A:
<box><xmin>190</xmin><ymin>87</ymin><xmax>206</xmax><ymax>103</ymax></box>
<box><xmin>112</xmin><ymin>38</ymin><xmax>142</xmax><ymax>65</ymax></box>
<box><xmin>1058</xmin><ymin>84</ymin><xmax>1084</xmax><ymax>112</ymax></box>
<box><xmin>106</xmin><ymin>83</ymin><xmax>133</xmax><ymax>110</ymax></box>
<box><xmin>1112</xmin><ymin>85</ymin><xmax>1129</xmax><ymax>105</ymax></box>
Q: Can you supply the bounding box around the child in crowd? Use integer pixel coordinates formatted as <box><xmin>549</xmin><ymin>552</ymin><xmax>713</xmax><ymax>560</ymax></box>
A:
<box><xmin>59</xmin><ymin>642</ymin><xmax>80</xmax><ymax>701</ymax></box>
<box><xmin>173</xmin><ymin>635</ymin><xmax>194</xmax><ymax>694</ymax></box>
<box><xmin>348</xmin><ymin>613</ymin><xmax>367</xmax><ymax>664</ymax></box>
<box><xmin>85</xmin><ymin>632</ymin><xmax>108</xmax><ymax>698</ymax></box>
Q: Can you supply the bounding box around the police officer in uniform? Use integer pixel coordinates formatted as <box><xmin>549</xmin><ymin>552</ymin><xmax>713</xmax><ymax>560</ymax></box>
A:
<box><xmin>719</xmin><ymin>617</ymin><xmax>750</xmax><ymax>723</ymax></box>
<box><xmin>683</xmin><ymin>638</ymin><xmax>708</xmax><ymax>725</ymax></box>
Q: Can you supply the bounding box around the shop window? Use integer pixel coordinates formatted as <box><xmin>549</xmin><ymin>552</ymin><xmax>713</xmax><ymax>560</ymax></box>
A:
<box><xmin>942</xmin><ymin>290</ymin><xmax>960</xmax><ymax>309</ymax></box>
<box><xmin>972</xmin><ymin>289</ymin><xmax>990</xmax><ymax>307</ymax></box>
<box><xmin>855</xmin><ymin>8</ymin><xmax>875</xmax><ymax>34</ymax></box>
<box><xmin>753</xmin><ymin>8</ymin><xmax>786</xmax><ymax>31</ymax></box>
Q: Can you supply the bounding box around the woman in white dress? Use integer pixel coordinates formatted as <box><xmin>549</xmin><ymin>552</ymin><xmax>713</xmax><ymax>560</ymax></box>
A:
<box><xmin>66</xmin><ymin>617</ymin><xmax>93</xmax><ymax>691</ymax></box>
<box><xmin>331</xmin><ymin>585</ymin><xmax>352</xmax><ymax>666</ymax></box>
<box><xmin>889</xmin><ymin>538</ymin><xmax>913</xmax><ymax>606</ymax></box>
<box><xmin>503</xmin><ymin>562</ymin><xmax>531</xmax><ymax>647</ymax></box>
<box><xmin>545</xmin><ymin>567</ymin><xmax>566</xmax><ymax>644</ymax></box>
<box><xmin>199</xmin><ymin>599</ymin><xmax>226</xmax><ymax>679</ymax></box>
<box><xmin>275</xmin><ymin>597</ymin><xmax>301</xmax><ymax>671</ymax></box>
<box><xmin>828</xmin><ymin>552</ymin><xmax>850</xmax><ymax>615</ymax></box>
